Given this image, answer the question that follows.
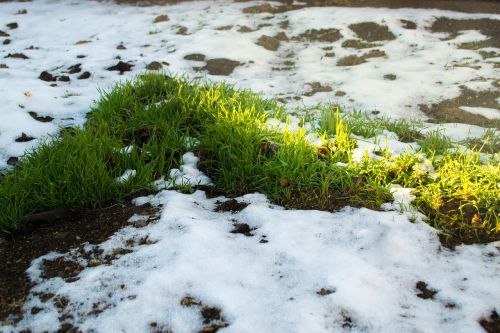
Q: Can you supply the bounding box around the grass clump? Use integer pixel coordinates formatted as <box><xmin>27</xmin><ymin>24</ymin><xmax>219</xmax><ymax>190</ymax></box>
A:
<box><xmin>0</xmin><ymin>73</ymin><xmax>498</xmax><ymax>245</ymax></box>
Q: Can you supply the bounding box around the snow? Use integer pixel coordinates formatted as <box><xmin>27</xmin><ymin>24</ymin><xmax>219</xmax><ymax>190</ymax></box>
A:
<box><xmin>3</xmin><ymin>156</ymin><xmax>499</xmax><ymax>333</ymax></box>
<box><xmin>0</xmin><ymin>0</ymin><xmax>499</xmax><ymax>168</ymax></box>
<box><xmin>460</xmin><ymin>106</ymin><xmax>500</xmax><ymax>120</ymax></box>
<box><xmin>0</xmin><ymin>1</ymin><xmax>499</xmax><ymax>332</ymax></box>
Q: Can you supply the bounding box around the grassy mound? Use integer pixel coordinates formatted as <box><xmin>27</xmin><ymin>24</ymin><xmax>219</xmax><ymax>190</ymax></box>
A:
<box><xmin>0</xmin><ymin>74</ymin><xmax>498</xmax><ymax>244</ymax></box>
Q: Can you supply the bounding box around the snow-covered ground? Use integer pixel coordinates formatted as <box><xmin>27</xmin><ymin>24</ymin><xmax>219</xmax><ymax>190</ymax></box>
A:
<box><xmin>3</xmin><ymin>153</ymin><xmax>499</xmax><ymax>333</ymax></box>
<box><xmin>1</xmin><ymin>1</ymin><xmax>499</xmax><ymax>332</ymax></box>
<box><xmin>0</xmin><ymin>0</ymin><xmax>499</xmax><ymax>168</ymax></box>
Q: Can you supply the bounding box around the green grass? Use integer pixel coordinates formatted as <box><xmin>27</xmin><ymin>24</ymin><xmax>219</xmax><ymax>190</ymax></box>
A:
<box><xmin>0</xmin><ymin>74</ymin><xmax>498</xmax><ymax>245</ymax></box>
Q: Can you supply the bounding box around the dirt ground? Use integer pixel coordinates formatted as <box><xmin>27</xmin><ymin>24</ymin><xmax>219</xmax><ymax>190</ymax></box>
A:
<box><xmin>114</xmin><ymin>0</ymin><xmax>500</xmax><ymax>14</ymax></box>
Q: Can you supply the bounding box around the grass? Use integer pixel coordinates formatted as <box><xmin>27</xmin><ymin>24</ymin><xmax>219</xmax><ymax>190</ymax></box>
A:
<box><xmin>0</xmin><ymin>74</ymin><xmax>498</xmax><ymax>245</ymax></box>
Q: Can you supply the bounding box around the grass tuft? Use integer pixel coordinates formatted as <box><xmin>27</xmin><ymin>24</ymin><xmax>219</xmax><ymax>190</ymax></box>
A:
<box><xmin>0</xmin><ymin>73</ymin><xmax>498</xmax><ymax>245</ymax></box>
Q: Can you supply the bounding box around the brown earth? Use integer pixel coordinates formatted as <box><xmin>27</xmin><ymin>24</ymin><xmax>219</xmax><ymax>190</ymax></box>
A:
<box><xmin>113</xmin><ymin>0</ymin><xmax>500</xmax><ymax>14</ymax></box>
<box><xmin>0</xmin><ymin>200</ymin><xmax>158</xmax><ymax>325</ymax></box>
<box><xmin>419</xmin><ymin>87</ymin><xmax>500</xmax><ymax>129</ymax></box>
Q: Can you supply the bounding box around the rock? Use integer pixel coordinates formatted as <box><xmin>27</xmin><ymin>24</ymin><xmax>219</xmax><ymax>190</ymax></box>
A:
<box><xmin>317</xmin><ymin>287</ymin><xmax>336</xmax><ymax>296</ymax></box>
<box><xmin>133</xmin><ymin>220</ymin><xmax>149</xmax><ymax>228</ymax></box>
<box><xmin>384</xmin><ymin>74</ymin><xmax>397</xmax><ymax>80</ymax></box>
<box><xmin>116</xmin><ymin>44</ymin><xmax>126</xmax><ymax>50</ymax></box>
<box><xmin>58</xmin><ymin>75</ymin><xmax>70</xmax><ymax>82</ymax></box>
<box><xmin>279</xmin><ymin>178</ymin><xmax>289</xmax><ymax>187</ymax></box>
<box><xmin>7</xmin><ymin>22</ymin><xmax>18</xmax><ymax>30</ymax></box>
<box><xmin>146</xmin><ymin>61</ymin><xmax>162</xmax><ymax>70</ymax></box>
<box><xmin>15</xmin><ymin>9</ymin><xmax>27</xmax><ymax>15</ymax></box>
<box><xmin>153</xmin><ymin>15</ymin><xmax>169</xmax><ymax>23</ymax></box>
<box><xmin>0</xmin><ymin>64</ymin><xmax>8</xmax><ymax>69</ymax></box>
<box><xmin>78</xmin><ymin>71</ymin><xmax>91</xmax><ymax>80</ymax></box>
<box><xmin>335</xmin><ymin>91</ymin><xmax>346</xmax><ymax>97</ymax></box>
<box><xmin>0</xmin><ymin>30</ymin><xmax>9</xmax><ymax>37</ymax></box>
<box><xmin>39</xmin><ymin>71</ymin><xmax>54</xmax><ymax>81</ymax></box>
<box><xmin>3</xmin><ymin>39</ymin><xmax>11</xmax><ymax>45</ymax></box>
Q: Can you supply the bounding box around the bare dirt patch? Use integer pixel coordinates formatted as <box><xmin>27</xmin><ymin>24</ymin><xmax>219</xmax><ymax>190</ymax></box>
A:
<box><xmin>214</xmin><ymin>199</ymin><xmax>248</xmax><ymax>213</ymax></box>
<box><xmin>0</xmin><ymin>201</ymin><xmax>157</xmax><ymax>325</ymax></box>
<box><xmin>256</xmin><ymin>34</ymin><xmax>281</xmax><ymax>51</ymax></box>
<box><xmin>293</xmin><ymin>28</ymin><xmax>342</xmax><ymax>43</ymax></box>
<box><xmin>480</xmin><ymin>310</ymin><xmax>500</xmax><ymax>333</ymax></box>
<box><xmin>419</xmin><ymin>87</ymin><xmax>500</xmax><ymax>128</ymax></box>
<box><xmin>430</xmin><ymin>17</ymin><xmax>500</xmax><ymax>49</ymax></box>
<box><xmin>303</xmin><ymin>82</ymin><xmax>333</xmax><ymax>96</ymax></box>
<box><xmin>337</xmin><ymin>49</ymin><xmax>386</xmax><ymax>66</ymax></box>
<box><xmin>341</xmin><ymin>39</ymin><xmax>379</xmax><ymax>49</ymax></box>
<box><xmin>202</xmin><ymin>58</ymin><xmax>240</xmax><ymax>76</ymax></box>
<box><xmin>349</xmin><ymin>22</ymin><xmax>396</xmax><ymax>42</ymax></box>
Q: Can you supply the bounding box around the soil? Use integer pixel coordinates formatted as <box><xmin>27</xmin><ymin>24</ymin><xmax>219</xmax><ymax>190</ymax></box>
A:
<box><xmin>28</xmin><ymin>111</ymin><xmax>54</xmax><ymax>123</ymax></box>
<box><xmin>430</xmin><ymin>17</ymin><xmax>500</xmax><ymax>49</ymax></box>
<box><xmin>0</xmin><ymin>201</ymin><xmax>158</xmax><ymax>325</ymax></box>
<box><xmin>14</xmin><ymin>132</ymin><xmax>34</xmax><ymax>142</ymax></box>
<box><xmin>348</xmin><ymin>22</ymin><xmax>396</xmax><ymax>42</ymax></box>
<box><xmin>303</xmin><ymin>81</ymin><xmax>333</xmax><ymax>96</ymax></box>
<box><xmin>106</xmin><ymin>60</ymin><xmax>134</xmax><ymax>74</ymax></box>
<box><xmin>479</xmin><ymin>310</ymin><xmax>500</xmax><ymax>333</ymax></box>
<box><xmin>214</xmin><ymin>199</ymin><xmax>249</xmax><ymax>213</ymax></box>
<box><xmin>202</xmin><ymin>58</ymin><xmax>240</xmax><ymax>76</ymax></box>
<box><xmin>256</xmin><ymin>35</ymin><xmax>281</xmax><ymax>51</ymax></box>
<box><xmin>341</xmin><ymin>39</ymin><xmax>379</xmax><ymax>49</ymax></box>
<box><xmin>293</xmin><ymin>28</ymin><xmax>342</xmax><ymax>43</ymax></box>
<box><xmin>415</xmin><ymin>281</ymin><xmax>438</xmax><ymax>299</ymax></box>
<box><xmin>184</xmin><ymin>53</ymin><xmax>206</xmax><ymax>61</ymax></box>
<box><xmin>419</xmin><ymin>87</ymin><xmax>500</xmax><ymax>129</ymax></box>
<box><xmin>337</xmin><ymin>49</ymin><xmax>386</xmax><ymax>66</ymax></box>
<box><xmin>230</xmin><ymin>222</ymin><xmax>254</xmax><ymax>236</ymax></box>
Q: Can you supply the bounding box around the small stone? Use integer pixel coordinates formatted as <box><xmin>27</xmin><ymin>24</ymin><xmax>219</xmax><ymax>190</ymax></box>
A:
<box><xmin>116</xmin><ymin>44</ymin><xmax>126</xmax><ymax>50</ymax></box>
<box><xmin>58</xmin><ymin>75</ymin><xmax>70</xmax><ymax>82</ymax></box>
<box><xmin>383</xmin><ymin>74</ymin><xmax>397</xmax><ymax>80</ymax></box>
<box><xmin>3</xmin><ymin>39</ymin><xmax>11</xmax><ymax>45</ymax></box>
<box><xmin>133</xmin><ymin>220</ymin><xmax>149</xmax><ymax>228</ymax></box>
<box><xmin>0</xmin><ymin>30</ymin><xmax>9</xmax><ymax>37</ymax></box>
<box><xmin>146</xmin><ymin>61</ymin><xmax>162</xmax><ymax>70</ymax></box>
<box><xmin>317</xmin><ymin>287</ymin><xmax>336</xmax><ymax>296</ymax></box>
<box><xmin>78</xmin><ymin>71</ymin><xmax>91</xmax><ymax>80</ymax></box>
<box><xmin>180</xmin><ymin>296</ymin><xmax>200</xmax><ymax>307</ymax></box>
<box><xmin>39</xmin><ymin>71</ymin><xmax>54</xmax><ymax>81</ymax></box>
<box><xmin>279</xmin><ymin>178</ymin><xmax>289</xmax><ymax>187</ymax></box>
<box><xmin>153</xmin><ymin>15</ymin><xmax>169</xmax><ymax>23</ymax></box>
<box><xmin>16</xmin><ymin>9</ymin><xmax>28</xmax><ymax>15</ymax></box>
<box><xmin>0</xmin><ymin>64</ymin><xmax>7</xmax><ymax>69</ymax></box>
<box><xmin>7</xmin><ymin>22</ymin><xmax>18</xmax><ymax>30</ymax></box>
